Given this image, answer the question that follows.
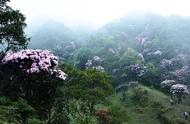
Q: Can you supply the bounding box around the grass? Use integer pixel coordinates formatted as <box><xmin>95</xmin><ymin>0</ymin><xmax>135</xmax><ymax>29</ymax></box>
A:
<box><xmin>102</xmin><ymin>84</ymin><xmax>190</xmax><ymax>124</ymax></box>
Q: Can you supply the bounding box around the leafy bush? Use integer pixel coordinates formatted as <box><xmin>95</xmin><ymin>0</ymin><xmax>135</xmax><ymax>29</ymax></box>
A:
<box><xmin>0</xmin><ymin>97</ymin><xmax>43</xmax><ymax>124</ymax></box>
<box><xmin>96</xmin><ymin>106</ymin><xmax>129</xmax><ymax>124</ymax></box>
<box><xmin>108</xmin><ymin>106</ymin><xmax>129</xmax><ymax>124</ymax></box>
<box><xmin>132</xmin><ymin>87</ymin><xmax>148</xmax><ymax>106</ymax></box>
<box><xmin>50</xmin><ymin>99</ymin><xmax>97</xmax><ymax>124</ymax></box>
<box><xmin>0</xmin><ymin>96</ymin><xmax>11</xmax><ymax>105</ymax></box>
<box><xmin>95</xmin><ymin>109</ymin><xmax>111</xmax><ymax>124</ymax></box>
<box><xmin>26</xmin><ymin>118</ymin><xmax>44</xmax><ymax>124</ymax></box>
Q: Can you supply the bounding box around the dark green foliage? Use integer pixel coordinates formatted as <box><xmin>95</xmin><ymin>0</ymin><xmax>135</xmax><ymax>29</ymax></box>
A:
<box><xmin>12</xmin><ymin>98</ymin><xmax>36</xmax><ymax>123</ymax></box>
<box><xmin>132</xmin><ymin>87</ymin><xmax>149</xmax><ymax>106</ymax></box>
<box><xmin>141</xmin><ymin>62</ymin><xmax>163</xmax><ymax>87</ymax></box>
<box><xmin>0</xmin><ymin>96</ymin><xmax>10</xmax><ymax>105</ymax></box>
<box><xmin>108</xmin><ymin>106</ymin><xmax>129</xmax><ymax>124</ymax></box>
<box><xmin>158</xmin><ymin>106</ymin><xmax>190</xmax><ymax>124</ymax></box>
<box><xmin>60</xmin><ymin>63</ymin><xmax>113</xmax><ymax>106</ymax></box>
<box><xmin>76</xmin><ymin>48</ymin><xmax>93</xmax><ymax>69</ymax></box>
<box><xmin>49</xmin><ymin>63</ymin><xmax>112</xmax><ymax>124</ymax></box>
<box><xmin>0</xmin><ymin>96</ymin><xmax>43</xmax><ymax>124</ymax></box>
<box><xmin>0</xmin><ymin>0</ymin><xmax>29</xmax><ymax>59</ymax></box>
<box><xmin>0</xmin><ymin>66</ymin><xmax>65</xmax><ymax>117</ymax></box>
<box><xmin>26</xmin><ymin>118</ymin><xmax>44</xmax><ymax>124</ymax></box>
<box><xmin>49</xmin><ymin>98</ymin><xmax>69</xmax><ymax>124</ymax></box>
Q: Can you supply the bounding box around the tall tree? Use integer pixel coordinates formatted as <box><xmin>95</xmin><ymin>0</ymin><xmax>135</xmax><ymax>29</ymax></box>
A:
<box><xmin>0</xmin><ymin>0</ymin><xmax>28</xmax><ymax>59</ymax></box>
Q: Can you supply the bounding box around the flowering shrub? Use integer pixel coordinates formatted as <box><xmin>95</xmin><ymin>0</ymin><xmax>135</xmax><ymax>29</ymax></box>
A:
<box><xmin>154</xmin><ymin>50</ymin><xmax>162</xmax><ymax>56</ymax></box>
<box><xmin>170</xmin><ymin>84</ymin><xmax>189</xmax><ymax>94</ymax></box>
<box><xmin>136</xmin><ymin>34</ymin><xmax>147</xmax><ymax>46</ymax></box>
<box><xmin>0</xmin><ymin>49</ymin><xmax>67</xmax><ymax>115</ymax></box>
<box><xmin>161</xmin><ymin>59</ymin><xmax>173</xmax><ymax>70</ymax></box>
<box><xmin>161</xmin><ymin>80</ymin><xmax>175</xmax><ymax>89</ymax></box>
<box><xmin>1</xmin><ymin>49</ymin><xmax>67</xmax><ymax>80</ymax></box>
<box><xmin>171</xmin><ymin>54</ymin><xmax>189</xmax><ymax>67</ymax></box>
<box><xmin>85</xmin><ymin>56</ymin><xmax>104</xmax><ymax>71</ymax></box>
<box><xmin>129</xmin><ymin>64</ymin><xmax>144</xmax><ymax>77</ymax></box>
<box><xmin>138</xmin><ymin>53</ymin><xmax>145</xmax><ymax>62</ymax></box>
<box><xmin>175</xmin><ymin>66</ymin><xmax>190</xmax><ymax>83</ymax></box>
<box><xmin>108</xmin><ymin>48</ymin><xmax>115</xmax><ymax>54</ymax></box>
<box><xmin>92</xmin><ymin>65</ymin><xmax>105</xmax><ymax>72</ymax></box>
<box><xmin>85</xmin><ymin>59</ymin><xmax>92</xmax><ymax>69</ymax></box>
<box><xmin>170</xmin><ymin>84</ymin><xmax>189</xmax><ymax>103</ymax></box>
<box><xmin>93</xmin><ymin>56</ymin><xmax>102</xmax><ymax>61</ymax></box>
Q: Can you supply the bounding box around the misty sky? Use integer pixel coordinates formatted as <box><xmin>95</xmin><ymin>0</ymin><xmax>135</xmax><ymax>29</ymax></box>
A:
<box><xmin>10</xmin><ymin>0</ymin><xmax>190</xmax><ymax>28</ymax></box>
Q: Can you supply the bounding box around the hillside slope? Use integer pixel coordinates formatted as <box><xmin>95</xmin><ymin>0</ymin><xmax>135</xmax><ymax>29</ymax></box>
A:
<box><xmin>105</xmin><ymin>85</ymin><xmax>190</xmax><ymax>124</ymax></box>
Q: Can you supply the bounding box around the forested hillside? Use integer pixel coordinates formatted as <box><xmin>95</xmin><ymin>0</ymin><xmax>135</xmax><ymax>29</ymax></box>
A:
<box><xmin>1</xmin><ymin>0</ymin><xmax>190</xmax><ymax>123</ymax></box>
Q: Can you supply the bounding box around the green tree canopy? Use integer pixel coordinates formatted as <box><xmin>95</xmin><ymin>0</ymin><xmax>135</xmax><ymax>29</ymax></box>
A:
<box><xmin>0</xmin><ymin>0</ymin><xmax>28</xmax><ymax>59</ymax></box>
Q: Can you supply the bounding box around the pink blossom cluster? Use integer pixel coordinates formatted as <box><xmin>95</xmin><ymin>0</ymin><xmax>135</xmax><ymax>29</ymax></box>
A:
<box><xmin>171</xmin><ymin>54</ymin><xmax>190</xmax><ymax>67</ymax></box>
<box><xmin>161</xmin><ymin>80</ymin><xmax>175</xmax><ymax>89</ymax></box>
<box><xmin>92</xmin><ymin>65</ymin><xmax>105</xmax><ymax>72</ymax></box>
<box><xmin>108</xmin><ymin>48</ymin><xmax>115</xmax><ymax>54</ymax></box>
<box><xmin>53</xmin><ymin>69</ymin><xmax>67</xmax><ymax>80</ymax></box>
<box><xmin>129</xmin><ymin>64</ymin><xmax>144</xmax><ymax>77</ymax></box>
<box><xmin>175</xmin><ymin>66</ymin><xmax>190</xmax><ymax>82</ymax></box>
<box><xmin>138</xmin><ymin>53</ymin><xmax>145</xmax><ymax>62</ymax></box>
<box><xmin>136</xmin><ymin>34</ymin><xmax>147</xmax><ymax>46</ymax></box>
<box><xmin>2</xmin><ymin>49</ymin><xmax>67</xmax><ymax>80</ymax></box>
<box><xmin>93</xmin><ymin>56</ymin><xmax>102</xmax><ymax>61</ymax></box>
<box><xmin>161</xmin><ymin>59</ymin><xmax>173</xmax><ymax>69</ymax></box>
<box><xmin>174</xmin><ymin>54</ymin><xmax>188</xmax><ymax>61</ymax></box>
<box><xmin>85</xmin><ymin>60</ymin><xmax>92</xmax><ymax>69</ymax></box>
<box><xmin>85</xmin><ymin>56</ymin><xmax>102</xmax><ymax>69</ymax></box>
<box><xmin>154</xmin><ymin>50</ymin><xmax>162</xmax><ymax>56</ymax></box>
<box><xmin>170</xmin><ymin>84</ymin><xmax>189</xmax><ymax>94</ymax></box>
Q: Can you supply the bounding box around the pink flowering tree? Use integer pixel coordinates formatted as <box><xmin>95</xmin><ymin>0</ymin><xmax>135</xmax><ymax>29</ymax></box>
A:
<box><xmin>0</xmin><ymin>49</ymin><xmax>67</xmax><ymax>116</ymax></box>
<box><xmin>161</xmin><ymin>80</ymin><xmax>176</xmax><ymax>89</ymax></box>
<box><xmin>170</xmin><ymin>84</ymin><xmax>189</xmax><ymax>103</ymax></box>
<box><xmin>161</xmin><ymin>59</ymin><xmax>173</xmax><ymax>70</ymax></box>
<box><xmin>127</xmin><ymin>64</ymin><xmax>144</xmax><ymax>80</ymax></box>
<box><xmin>175</xmin><ymin>66</ymin><xmax>190</xmax><ymax>83</ymax></box>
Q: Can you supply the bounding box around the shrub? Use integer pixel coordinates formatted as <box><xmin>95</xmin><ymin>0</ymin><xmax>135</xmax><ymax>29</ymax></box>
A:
<box><xmin>108</xmin><ymin>106</ymin><xmax>129</xmax><ymax>124</ymax></box>
<box><xmin>132</xmin><ymin>87</ymin><xmax>148</xmax><ymax>106</ymax></box>
<box><xmin>26</xmin><ymin>118</ymin><xmax>44</xmax><ymax>124</ymax></box>
<box><xmin>95</xmin><ymin>109</ymin><xmax>111</xmax><ymax>124</ymax></box>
